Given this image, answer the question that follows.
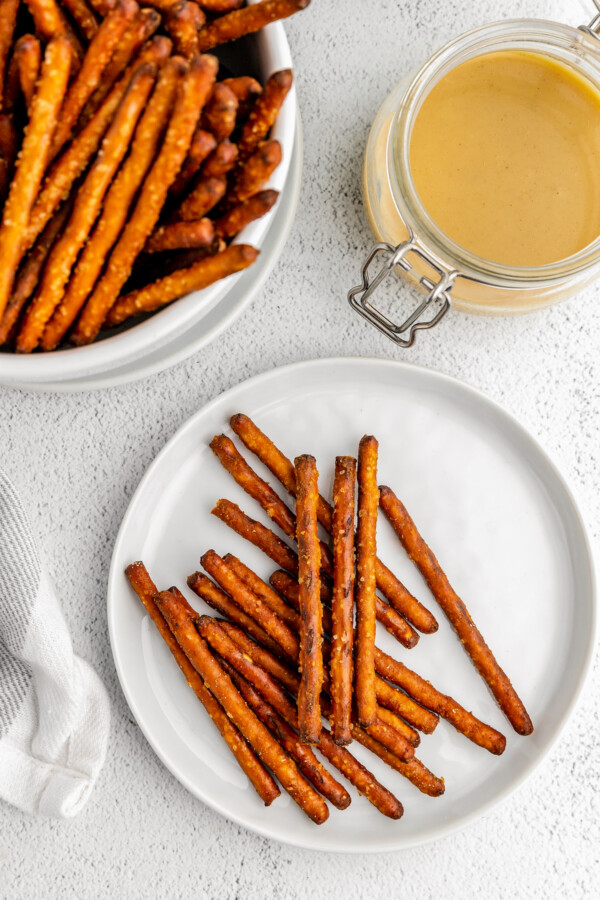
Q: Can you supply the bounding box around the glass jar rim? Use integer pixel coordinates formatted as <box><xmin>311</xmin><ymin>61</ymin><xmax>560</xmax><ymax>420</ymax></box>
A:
<box><xmin>389</xmin><ymin>18</ymin><xmax>600</xmax><ymax>286</ymax></box>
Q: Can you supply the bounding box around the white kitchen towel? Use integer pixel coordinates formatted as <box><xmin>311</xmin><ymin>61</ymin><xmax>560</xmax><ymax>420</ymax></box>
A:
<box><xmin>0</xmin><ymin>469</ymin><xmax>110</xmax><ymax>818</ymax></box>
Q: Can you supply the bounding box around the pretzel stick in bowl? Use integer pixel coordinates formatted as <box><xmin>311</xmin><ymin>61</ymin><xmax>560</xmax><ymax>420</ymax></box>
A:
<box><xmin>237</xmin><ymin>69</ymin><xmax>292</xmax><ymax>161</ymax></box>
<box><xmin>201</xmin><ymin>83</ymin><xmax>238</xmax><ymax>141</ymax></box>
<box><xmin>229</xmin><ymin>414</ymin><xmax>438</xmax><ymax>634</ymax></box>
<box><xmin>379</xmin><ymin>485</ymin><xmax>533</xmax><ymax>736</ymax></box>
<box><xmin>155</xmin><ymin>587</ymin><xmax>330</xmax><ymax>824</ymax></box>
<box><xmin>145</xmin><ymin>218</ymin><xmax>215</xmax><ymax>254</ymax></box>
<box><xmin>61</xmin><ymin>0</ymin><xmax>100</xmax><ymax>41</ymax></box>
<box><xmin>71</xmin><ymin>53</ymin><xmax>219</xmax><ymax>345</ymax></box>
<box><xmin>125</xmin><ymin>563</ymin><xmax>280</xmax><ymax>806</ymax></box>
<box><xmin>214</xmin><ymin>190</ymin><xmax>278</xmax><ymax>239</ymax></box>
<box><xmin>14</xmin><ymin>35</ymin><xmax>42</xmax><ymax>112</ymax></box>
<box><xmin>42</xmin><ymin>57</ymin><xmax>186</xmax><ymax>350</ymax></box>
<box><xmin>17</xmin><ymin>64</ymin><xmax>157</xmax><ymax>353</ymax></box>
<box><xmin>196</xmin><ymin>0</ymin><xmax>311</xmax><ymax>52</ymax></box>
<box><xmin>0</xmin><ymin>35</ymin><xmax>72</xmax><ymax>323</ymax></box>
<box><xmin>104</xmin><ymin>244</ymin><xmax>258</xmax><ymax>328</ymax></box>
<box><xmin>0</xmin><ymin>0</ymin><xmax>20</xmax><ymax>105</ymax></box>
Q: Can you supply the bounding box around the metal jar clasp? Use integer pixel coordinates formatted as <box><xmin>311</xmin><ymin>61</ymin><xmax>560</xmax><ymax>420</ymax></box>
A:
<box><xmin>348</xmin><ymin>238</ymin><xmax>457</xmax><ymax>348</ymax></box>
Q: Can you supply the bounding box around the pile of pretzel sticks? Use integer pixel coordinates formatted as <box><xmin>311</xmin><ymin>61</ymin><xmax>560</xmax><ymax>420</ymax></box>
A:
<box><xmin>0</xmin><ymin>0</ymin><xmax>309</xmax><ymax>352</ymax></box>
<box><xmin>126</xmin><ymin>413</ymin><xmax>533</xmax><ymax>825</ymax></box>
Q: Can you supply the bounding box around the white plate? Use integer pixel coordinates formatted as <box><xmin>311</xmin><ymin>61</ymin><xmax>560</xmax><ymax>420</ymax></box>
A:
<box><xmin>0</xmin><ymin>13</ymin><xmax>296</xmax><ymax>387</ymax></box>
<box><xmin>107</xmin><ymin>358</ymin><xmax>596</xmax><ymax>852</ymax></box>
<box><xmin>14</xmin><ymin>115</ymin><xmax>302</xmax><ymax>393</ymax></box>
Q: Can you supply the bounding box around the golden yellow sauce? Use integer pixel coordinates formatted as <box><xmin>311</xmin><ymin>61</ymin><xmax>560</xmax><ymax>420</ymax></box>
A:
<box><xmin>409</xmin><ymin>50</ymin><xmax>600</xmax><ymax>267</ymax></box>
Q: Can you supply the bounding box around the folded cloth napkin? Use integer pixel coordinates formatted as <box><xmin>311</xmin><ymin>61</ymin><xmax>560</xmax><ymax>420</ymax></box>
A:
<box><xmin>0</xmin><ymin>469</ymin><xmax>110</xmax><ymax>818</ymax></box>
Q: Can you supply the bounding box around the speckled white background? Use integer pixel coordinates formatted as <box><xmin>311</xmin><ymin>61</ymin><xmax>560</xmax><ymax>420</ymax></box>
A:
<box><xmin>1</xmin><ymin>0</ymin><xmax>599</xmax><ymax>896</ymax></box>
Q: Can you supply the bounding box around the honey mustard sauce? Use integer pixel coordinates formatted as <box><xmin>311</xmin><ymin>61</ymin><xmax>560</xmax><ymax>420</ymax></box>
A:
<box><xmin>409</xmin><ymin>50</ymin><xmax>600</xmax><ymax>267</ymax></box>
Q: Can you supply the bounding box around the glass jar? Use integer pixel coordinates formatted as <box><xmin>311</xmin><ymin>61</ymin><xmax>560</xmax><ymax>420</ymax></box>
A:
<box><xmin>351</xmin><ymin>13</ymin><xmax>600</xmax><ymax>345</ymax></box>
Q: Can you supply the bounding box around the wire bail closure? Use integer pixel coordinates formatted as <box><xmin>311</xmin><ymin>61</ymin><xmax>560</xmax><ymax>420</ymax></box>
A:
<box><xmin>348</xmin><ymin>237</ymin><xmax>457</xmax><ymax>347</ymax></box>
<box><xmin>579</xmin><ymin>0</ymin><xmax>600</xmax><ymax>39</ymax></box>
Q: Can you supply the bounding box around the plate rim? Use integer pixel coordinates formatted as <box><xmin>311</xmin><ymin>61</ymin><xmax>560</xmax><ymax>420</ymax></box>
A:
<box><xmin>107</xmin><ymin>356</ymin><xmax>598</xmax><ymax>853</ymax></box>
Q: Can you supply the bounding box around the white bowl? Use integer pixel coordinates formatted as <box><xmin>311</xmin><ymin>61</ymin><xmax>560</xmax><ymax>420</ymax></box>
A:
<box><xmin>0</xmin><ymin>16</ymin><xmax>297</xmax><ymax>387</ymax></box>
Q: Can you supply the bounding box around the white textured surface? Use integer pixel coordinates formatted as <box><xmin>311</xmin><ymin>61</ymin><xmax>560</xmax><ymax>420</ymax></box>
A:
<box><xmin>0</xmin><ymin>0</ymin><xmax>599</xmax><ymax>895</ymax></box>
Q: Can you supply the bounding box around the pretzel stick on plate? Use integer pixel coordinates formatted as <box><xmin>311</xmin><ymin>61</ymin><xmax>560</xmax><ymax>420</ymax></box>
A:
<box><xmin>155</xmin><ymin>587</ymin><xmax>330</xmax><ymax>824</ymax></box>
<box><xmin>197</xmin><ymin>618</ymin><xmax>351</xmax><ymax>810</ymax></box>
<box><xmin>17</xmin><ymin>63</ymin><xmax>157</xmax><ymax>352</ymax></box>
<box><xmin>268</xmin><ymin>570</ymin><xmax>439</xmax><ymax>734</ymax></box>
<box><xmin>71</xmin><ymin>53</ymin><xmax>219</xmax><ymax>344</ymax></box>
<box><xmin>125</xmin><ymin>563</ymin><xmax>280</xmax><ymax>806</ymax></box>
<box><xmin>223</xmin><ymin>554</ymin><xmax>300</xmax><ymax>630</ymax></box>
<box><xmin>104</xmin><ymin>243</ymin><xmax>258</xmax><ymax>328</ymax></box>
<box><xmin>0</xmin><ymin>35</ymin><xmax>72</xmax><ymax>323</ymax></box>
<box><xmin>42</xmin><ymin>57</ymin><xmax>185</xmax><ymax>349</ymax></box>
<box><xmin>200</xmin><ymin>617</ymin><xmax>403</xmax><ymax>819</ymax></box>
<box><xmin>379</xmin><ymin>485</ymin><xmax>533</xmax><ymax>736</ymax></box>
<box><xmin>229</xmin><ymin>414</ymin><xmax>438</xmax><ymax>634</ymax></box>
<box><xmin>330</xmin><ymin>456</ymin><xmax>356</xmax><ymax>746</ymax></box>
<box><xmin>197</xmin><ymin>0</ymin><xmax>311</xmax><ymax>52</ymax></box>
<box><xmin>354</xmin><ymin>436</ymin><xmax>379</xmax><ymax>728</ymax></box>
<box><xmin>49</xmin><ymin>0</ymin><xmax>139</xmax><ymax>161</ymax></box>
<box><xmin>200</xmin><ymin>550</ymin><xmax>300</xmax><ymax>661</ymax></box>
<box><xmin>187</xmin><ymin>570</ymin><xmax>284</xmax><ymax>657</ymax></box>
<box><xmin>237</xmin><ymin>68</ymin><xmax>292</xmax><ymax>160</ymax></box>
<box><xmin>294</xmin><ymin>454</ymin><xmax>323</xmax><ymax>745</ymax></box>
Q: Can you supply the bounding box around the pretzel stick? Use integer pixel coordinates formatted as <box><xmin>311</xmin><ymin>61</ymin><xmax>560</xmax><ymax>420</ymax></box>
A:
<box><xmin>81</xmin><ymin>8</ymin><xmax>163</xmax><ymax>119</ymax></box>
<box><xmin>237</xmin><ymin>68</ymin><xmax>292</xmax><ymax>160</ymax></box>
<box><xmin>168</xmin><ymin>127</ymin><xmax>216</xmax><ymax>199</ymax></box>
<box><xmin>124</xmin><ymin>563</ymin><xmax>280</xmax><ymax>806</ymax></box>
<box><xmin>229</xmin><ymin>414</ymin><xmax>438</xmax><ymax>633</ymax></box>
<box><xmin>49</xmin><ymin>0</ymin><xmax>139</xmax><ymax>161</ymax></box>
<box><xmin>220</xmin><ymin>659</ymin><xmax>351</xmax><ymax>810</ymax></box>
<box><xmin>197</xmin><ymin>0</ymin><xmax>311</xmax><ymax>51</ymax></box>
<box><xmin>173</xmin><ymin>174</ymin><xmax>227</xmax><ymax>221</ymax></box>
<box><xmin>221</xmin><ymin>75</ymin><xmax>261</xmax><ymax>122</ymax></box>
<box><xmin>0</xmin><ymin>205</ymin><xmax>71</xmax><ymax>347</ymax></box>
<box><xmin>225</xmin><ymin>138</ymin><xmax>281</xmax><ymax>207</ymax></box>
<box><xmin>72</xmin><ymin>53</ymin><xmax>219</xmax><ymax>344</ymax></box>
<box><xmin>14</xmin><ymin>35</ymin><xmax>42</xmax><ymax>113</ymax></box>
<box><xmin>214</xmin><ymin>190</ymin><xmax>278</xmax><ymax>239</ymax></box>
<box><xmin>329</xmin><ymin>456</ymin><xmax>356</xmax><ymax>746</ymax></box>
<box><xmin>200</xmin><ymin>550</ymin><xmax>300</xmax><ymax>661</ymax></box>
<box><xmin>194</xmin><ymin>555</ymin><xmax>415</xmax><ymax>758</ymax></box>
<box><xmin>354</xmin><ymin>436</ymin><xmax>379</xmax><ymax>727</ymax></box>
<box><xmin>379</xmin><ymin>486</ymin><xmax>533</xmax><ymax>736</ymax></box>
<box><xmin>200</xmin><ymin>618</ymin><xmax>402</xmax><ymax>819</ymax></box>
<box><xmin>223</xmin><ymin>559</ymin><xmax>420</xmax><ymax>747</ymax></box>
<box><xmin>223</xmin><ymin>554</ymin><xmax>299</xmax><ymax>630</ymax></box>
<box><xmin>188</xmin><ymin>570</ymin><xmax>284</xmax><ymax>657</ymax></box>
<box><xmin>197</xmin><ymin>0</ymin><xmax>243</xmax><ymax>10</ymax></box>
<box><xmin>0</xmin><ymin>36</ymin><xmax>72</xmax><ymax>323</ymax></box>
<box><xmin>145</xmin><ymin>218</ymin><xmax>215</xmax><ymax>254</ymax></box>
<box><xmin>201</xmin><ymin>83</ymin><xmax>237</xmax><ymax>141</ymax></box>
<box><xmin>24</xmin><ymin>38</ymin><xmax>172</xmax><ymax>256</ymax></box>
<box><xmin>220</xmin><ymin>622</ymin><xmax>431</xmax><ymax>810</ymax></box>
<box><xmin>42</xmin><ymin>58</ymin><xmax>184</xmax><ymax>349</ymax></box>
<box><xmin>351</xmin><ymin>728</ymin><xmax>445</xmax><ymax>798</ymax></box>
<box><xmin>155</xmin><ymin>588</ymin><xmax>330</xmax><ymax>824</ymax></box>
<box><xmin>268</xmin><ymin>570</ymin><xmax>438</xmax><ymax>734</ymax></box>
<box><xmin>165</xmin><ymin>1</ymin><xmax>202</xmax><ymax>58</ymax></box>
<box><xmin>198</xmin><ymin>618</ymin><xmax>351</xmax><ymax>810</ymax></box>
<box><xmin>212</xmin><ymin>495</ymin><xmax>417</xmax><ymax>647</ymax></box>
<box><xmin>294</xmin><ymin>455</ymin><xmax>323</xmax><ymax>745</ymax></box>
<box><xmin>60</xmin><ymin>0</ymin><xmax>99</xmax><ymax>41</ymax></box>
<box><xmin>104</xmin><ymin>243</ymin><xmax>258</xmax><ymax>329</ymax></box>
<box><xmin>24</xmin><ymin>0</ymin><xmax>72</xmax><ymax>41</ymax></box>
<box><xmin>202</xmin><ymin>139</ymin><xmax>238</xmax><ymax>179</ymax></box>
<box><xmin>17</xmin><ymin>64</ymin><xmax>156</xmax><ymax>352</ymax></box>
<box><xmin>0</xmin><ymin>0</ymin><xmax>20</xmax><ymax>110</ymax></box>
<box><xmin>3</xmin><ymin>53</ymin><xmax>20</xmax><ymax>113</ymax></box>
